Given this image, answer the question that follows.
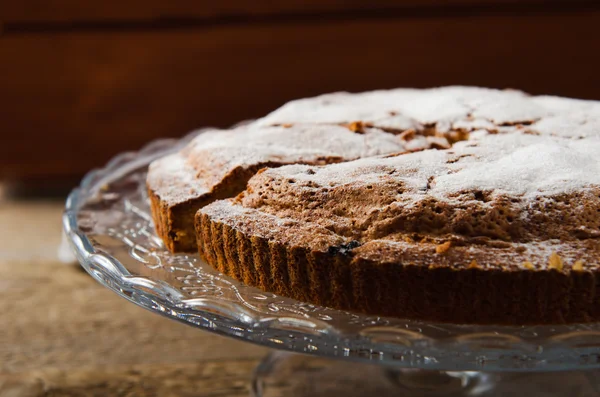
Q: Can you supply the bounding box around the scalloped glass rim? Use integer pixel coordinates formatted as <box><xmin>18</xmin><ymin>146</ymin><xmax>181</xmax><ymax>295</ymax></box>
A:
<box><xmin>63</xmin><ymin>128</ymin><xmax>600</xmax><ymax>372</ymax></box>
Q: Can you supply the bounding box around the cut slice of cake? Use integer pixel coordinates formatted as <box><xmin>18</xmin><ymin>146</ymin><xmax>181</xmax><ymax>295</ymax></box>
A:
<box><xmin>147</xmin><ymin>122</ymin><xmax>430</xmax><ymax>252</ymax></box>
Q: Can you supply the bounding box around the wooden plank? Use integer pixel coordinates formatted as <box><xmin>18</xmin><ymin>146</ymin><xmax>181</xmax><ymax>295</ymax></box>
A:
<box><xmin>1</xmin><ymin>11</ymin><xmax>599</xmax><ymax>180</ymax></box>
<box><xmin>0</xmin><ymin>0</ymin><xmax>592</xmax><ymax>24</ymax></box>
<box><xmin>0</xmin><ymin>361</ymin><xmax>260</xmax><ymax>397</ymax></box>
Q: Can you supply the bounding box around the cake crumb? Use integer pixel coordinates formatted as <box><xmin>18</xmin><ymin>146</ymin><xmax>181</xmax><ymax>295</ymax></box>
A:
<box><xmin>522</xmin><ymin>261</ymin><xmax>535</xmax><ymax>270</ymax></box>
<box><xmin>428</xmin><ymin>136</ymin><xmax>452</xmax><ymax>150</ymax></box>
<box><xmin>281</xmin><ymin>123</ymin><xmax>293</xmax><ymax>128</ymax></box>
<box><xmin>403</xmin><ymin>236</ymin><xmax>414</xmax><ymax>244</ymax></box>
<box><xmin>435</xmin><ymin>241</ymin><xmax>452</xmax><ymax>254</ymax></box>
<box><xmin>399</xmin><ymin>129</ymin><xmax>416</xmax><ymax>141</ymax></box>
<box><xmin>468</xmin><ymin>259</ymin><xmax>479</xmax><ymax>269</ymax></box>
<box><xmin>573</xmin><ymin>260</ymin><xmax>585</xmax><ymax>272</ymax></box>
<box><xmin>548</xmin><ymin>252</ymin><xmax>564</xmax><ymax>271</ymax></box>
<box><xmin>347</xmin><ymin>121</ymin><xmax>366</xmax><ymax>134</ymax></box>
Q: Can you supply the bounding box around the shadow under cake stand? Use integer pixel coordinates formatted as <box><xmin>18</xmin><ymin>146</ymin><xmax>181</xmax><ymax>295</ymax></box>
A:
<box><xmin>63</xmin><ymin>132</ymin><xmax>600</xmax><ymax>396</ymax></box>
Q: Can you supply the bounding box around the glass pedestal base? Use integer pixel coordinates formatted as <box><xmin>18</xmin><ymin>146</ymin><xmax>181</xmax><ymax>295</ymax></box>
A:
<box><xmin>253</xmin><ymin>352</ymin><xmax>600</xmax><ymax>397</ymax></box>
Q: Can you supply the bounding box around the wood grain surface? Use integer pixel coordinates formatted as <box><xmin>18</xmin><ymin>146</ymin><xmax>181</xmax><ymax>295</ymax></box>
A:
<box><xmin>2</xmin><ymin>9</ymin><xmax>600</xmax><ymax>182</ymax></box>
<box><xmin>0</xmin><ymin>200</ymin><xmax>268</xmax><ymax>396</ymax></box>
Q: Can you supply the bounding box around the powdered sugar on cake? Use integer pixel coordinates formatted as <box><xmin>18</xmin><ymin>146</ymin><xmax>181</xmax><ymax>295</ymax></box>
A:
<box><xmin>435</xmin><ymin>135</ymin><xmax>600</xmax><ymax>197</ymax></box>
<box><xmin>148</xmin><ymin>123</ymin><xmax>422</xmax><ymax>205</ymax></box>
<box><xmin>150</xmin><ymin>85</ymin><xmax>600</xmax><ymax>205</ymax></box>
<box><xmin>242</xmin><ymin>131</ymin><xmax>600</xmax><ymax>197</ymax></box>
<box><xmin>256</xmin><ymin>86</ymin><xmax>580</xmax><ymax>129</ymax></box>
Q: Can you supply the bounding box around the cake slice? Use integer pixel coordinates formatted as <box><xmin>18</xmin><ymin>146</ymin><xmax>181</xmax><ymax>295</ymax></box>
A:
<box><xmin>147</xmin><ymin>123</ymin><xmax>423</xmax><ymax>252</ymax></box>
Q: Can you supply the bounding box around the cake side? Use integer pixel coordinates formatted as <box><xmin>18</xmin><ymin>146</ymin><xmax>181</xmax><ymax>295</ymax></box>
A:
<box><xmin>196</xmin><ymin>200</ymin><xmax>599</xmax><ymax>325</ymax></box>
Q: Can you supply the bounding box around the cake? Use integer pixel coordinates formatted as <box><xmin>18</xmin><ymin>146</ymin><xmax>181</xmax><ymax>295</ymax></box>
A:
<box><xmin>148</xmin><ymin>86</ymin><xmax>600</xmax><ymax>324</ymax></box>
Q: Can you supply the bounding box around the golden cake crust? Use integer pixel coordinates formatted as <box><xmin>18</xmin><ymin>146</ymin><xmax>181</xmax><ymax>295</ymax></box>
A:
<box><xmin>196</xmin><ymin>201</ymin><xmax>600</xmax><ymax>325</ymax></box>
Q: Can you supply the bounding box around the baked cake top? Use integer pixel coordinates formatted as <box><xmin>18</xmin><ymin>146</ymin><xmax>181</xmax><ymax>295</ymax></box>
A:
<box><xmin>149</xmin><ymin>86</ymin><xmax>600</xmax><ymax>207</ymax></box>
<box><xmin>190</xmin><ymin>86</ymin><xmax>600</xmax><ymax>272</ymax></box>
<box><xmin>257</xmin><ymin>86</ymin><xmax>600</xmax><ymax>138</ymax></box>
<box><xmin>148</xmin><ymin>120</ymin><xmax>440</xmax><ymax>205</ymax></box>
<box><xmin>216</xmin><ymin>132</ymin><xmax>600</xmax><ymax>269</ymax></box>
<box><xmin>148</xmin><ymin>86</ymin><xmax>600</xmax><ymax>270</ymax></box>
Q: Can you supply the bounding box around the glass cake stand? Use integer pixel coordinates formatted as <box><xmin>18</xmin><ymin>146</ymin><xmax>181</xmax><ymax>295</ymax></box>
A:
<box><xmin>63</xmin><ymin>131</ymin><xmax>600</xmax><ymax>396</ymax></box>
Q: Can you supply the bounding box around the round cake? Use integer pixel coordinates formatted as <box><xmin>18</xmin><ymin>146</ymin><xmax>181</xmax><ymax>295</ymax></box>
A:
<box><xmin>148</xmin><ymin>86</ymin><xmax>600</xmax><ymax>325</ymax></box>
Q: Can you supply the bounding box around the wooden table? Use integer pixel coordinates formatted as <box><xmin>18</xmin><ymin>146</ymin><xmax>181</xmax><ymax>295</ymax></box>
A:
<box><xmin>0</xmin><ymin>198</ymin><xmax>270</xmax><ymax>396</ymax></box>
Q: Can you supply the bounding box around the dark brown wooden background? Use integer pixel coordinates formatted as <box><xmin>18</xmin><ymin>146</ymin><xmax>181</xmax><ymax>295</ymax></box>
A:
<box><xmin>1</xmin><ymin>1</ymin><xmax>599</xmax><ymax>185</ymax></box>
